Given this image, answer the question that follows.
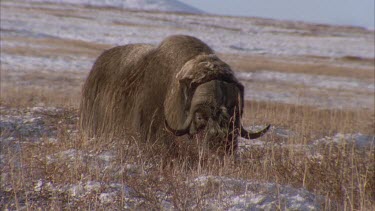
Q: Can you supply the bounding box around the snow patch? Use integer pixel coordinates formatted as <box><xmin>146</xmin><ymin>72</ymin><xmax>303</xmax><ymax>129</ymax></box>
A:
<box><xmin>2</xmin><ymin>1</ymin><xmax>373</xmax><ymax>59</ymax></box>
<box><xmin>1</xmin><ymin>54</ymin><xmax>93</xmax><ymax>72</ymax></box>
<box><xmin>313</xmin><ymin>133</ymin><xmax>375</xmax><ymax>149</ymax></box>
<box><xmin>28</xmin><ymin>0</ymin><xmax>203</xmax><ymax>14</ymax></box>
<box><xmin>99</xmin><ymin>192</ymin><xmax>118</xmax><ymax>204</ymax></box>
<box><xmin>47</xmin><ymin>149</ymin><xmax>84</xmax><ymax>165</ymax></box>
<box><xmin>237</xmin><ymin>71</ymin><xmax>374</xmax><ymax>92</ymax></box>
<box><xmin>193</xmin><ymin>176</ymin><xmax>323</xmax><ymax>210</ymax></box>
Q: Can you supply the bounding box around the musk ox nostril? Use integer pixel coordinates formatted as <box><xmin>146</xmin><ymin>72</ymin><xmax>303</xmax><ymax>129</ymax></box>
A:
<box><xmin>217</xmin><ymin>131</ymin><xmax>226</xmax><ymax>139</ymax></box>
<box><xmin>208</xmin><ymin>128</ymin><xmax>218</xmax><ymax>138</ymax></box>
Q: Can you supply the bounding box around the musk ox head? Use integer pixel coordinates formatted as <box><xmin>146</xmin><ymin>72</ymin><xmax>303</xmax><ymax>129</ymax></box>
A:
<box><xmin>164</xmin><ymin>54</ymin><xmax>270</xmax><ymax>153</ymax></box>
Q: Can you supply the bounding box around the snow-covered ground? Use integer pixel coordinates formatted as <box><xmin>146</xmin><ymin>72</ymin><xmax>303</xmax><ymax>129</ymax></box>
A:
<box><xmin>1</xmin><ymin>106</ymin><xmax>373</xmax><ymax>209</ymax></box>
<box><xmin>1</xmin><ymin>1</ymin><xmax>374</xmax><ymax>110</ymax></box>
<box><xmin>29</xmin><ymin>0</ymin><xmax>204</xmax><ymax>14</ymax></box>
<box><xmin>1</xmin><ymin>1</ymin><xmax>374</xmax><ymax>209</ymax></box>
<box><xmin>27</xmin><ymin>176</ymin><xmax>324</xmax><ymax>210</ymax></box>
<box><xmin>2</xmin><ymin>1</ymin><xmax>373</xmax><ymax>58</ymax></box>
<box><xmin>237</xmin><ymin>71</ymin><xmax>374</xmax><ymax>109</ymax></box>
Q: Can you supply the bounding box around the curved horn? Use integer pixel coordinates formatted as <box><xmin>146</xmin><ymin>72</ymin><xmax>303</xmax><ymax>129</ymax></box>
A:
<box><xmin>165</xmin><ymin>120</ymin><xmax>190</xmax><ymax>136</ymax></box>
<box><xmin>240</xmin><ymin>124</ymin><xmax>271</xmax><ymax>139</ymax></box>
<box><xmin>164</xmin><ymin>112</ymin><xmax>193</xmax><ymax>136</ymax></box>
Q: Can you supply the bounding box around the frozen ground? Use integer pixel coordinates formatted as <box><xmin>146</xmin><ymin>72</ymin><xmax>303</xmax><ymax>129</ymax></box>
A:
<box><xmin>2</xmin><ymin>1</ymin><xmax>373</xmax><ymax>58</ymax></box>
<box><xmin>29</xmin><ymin>0</ymin><xmax>204</xmax><ymax>14</ymax></box>
<box><xmin>237</xmin><ymin>71</ymin><xmax>374</xmax><ymax>109</ymax></box>
<box><xmin>3</xmin><ymin>106</ymin><xmax>368</xmax><ymax>210</ymax></box>
<box><xmin>1</xmin><ymin>1</ymin><xmax>374</xmax><ymax>209</ymax></box>
<box><xmin>1</xmin><ymin>106</ymin><xmax>374</xmax><ymax>209</ymax></box>
<box><xmin>1</xmin><ymin>1</ymin><xmax>374</xmax><ymax>109</ymax></box>
<box><xmin>23</xmin><ymin>176</ymin><xmax>324</xmax><ymax>210</ymax></box>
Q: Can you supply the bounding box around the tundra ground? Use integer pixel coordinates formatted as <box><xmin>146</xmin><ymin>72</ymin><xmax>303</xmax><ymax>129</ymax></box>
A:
<box><xmin>1</xmin><ymin>1</ymin><xmax>374</xmax><ymax>210</ymax></box>
<box><xmin>1</xmin><ymin>53</ymin><xmax>374</xmax><ymax>210</ymax></box>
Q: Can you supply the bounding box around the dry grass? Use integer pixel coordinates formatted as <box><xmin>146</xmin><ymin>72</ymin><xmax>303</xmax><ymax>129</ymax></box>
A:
<box><xmin>244</xmin><ymin>101</ymin><xmax>374</xmax><ymax>140</ymax></box>
<box><xmin>221</xmin><ymin>54</ymin><xmax>374</xmax><ymax>82</ymax></box>
<box><xmin>1</xmin><ymin>70</ymin><xmax>84</xmax><ymax>108</ymax></box>
<box><xmin>1</xmin><ymin>80</ymin><xmax>374</xmax><ymax>210</ymax></box>
<box><xmin>2</xmin><ymin>36</ymin><xmax>109</xmax><ymax>58</ymax></box>
<box><xmin>1</xmin><ymin>49</ymin><xmax>374</xmax><ymax>209</ymax></box>
<box><xmin>239</xmin><ymin>141</ymin><xmax>374</xmax><ymax>210</ymax></box>
<box><xmin>2</xmin><ymin>1</ymin><xmax>374</xmax><ymax>208</ymax></box>
<box><xmin>241</xmin><ymin>101</ymin><xmax>374</xmax><ymax>210</ymax></box>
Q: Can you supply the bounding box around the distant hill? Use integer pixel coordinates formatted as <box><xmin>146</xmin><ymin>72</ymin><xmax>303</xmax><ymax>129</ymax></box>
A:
<box><xmin>30</xmin><ymin>0</ymin><xmax>204</xmax><ymax>14</ymax></box>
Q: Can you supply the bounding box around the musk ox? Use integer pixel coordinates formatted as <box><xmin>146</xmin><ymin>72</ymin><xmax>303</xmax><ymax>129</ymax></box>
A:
<box><xmin>79</xmin><ymin>35</ymin><xmax>270</xmax><ymax>154</ymax></box>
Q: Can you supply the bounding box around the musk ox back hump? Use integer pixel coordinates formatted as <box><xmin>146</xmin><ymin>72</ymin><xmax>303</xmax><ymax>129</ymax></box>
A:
<box><xmin>156</xmin><ymin>35</ymin><xmax>213</xmax><ymax>69</ymax></box>
<box><xmin>79</xmin><ymin>44</ymin><xmax>154</xmax><ymax>138</ymax></box>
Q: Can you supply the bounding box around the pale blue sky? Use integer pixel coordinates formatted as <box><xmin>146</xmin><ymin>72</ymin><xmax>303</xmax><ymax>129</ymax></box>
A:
<box><xmin>179</xmin><ymin>0</ymin><xmax>374</xmax><ymax>28</ymax></box>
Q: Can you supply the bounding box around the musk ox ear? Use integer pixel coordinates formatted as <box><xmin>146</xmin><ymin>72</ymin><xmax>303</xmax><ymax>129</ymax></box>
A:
<box><xmin>164</xmin><ymin>54</ymin><xmax>242</xmax><ymax>133</ymax></box>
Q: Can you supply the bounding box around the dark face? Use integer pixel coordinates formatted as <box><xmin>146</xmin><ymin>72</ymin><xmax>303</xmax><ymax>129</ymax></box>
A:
<box><xmin>164</xmin><ymin>75</ymin><xmax>270</xmax><ymax>154</ymax></box>
<box><xmin>188</xmin><ymin>80</ymin><xmax>242</xmax><ymax>153</ymax></box>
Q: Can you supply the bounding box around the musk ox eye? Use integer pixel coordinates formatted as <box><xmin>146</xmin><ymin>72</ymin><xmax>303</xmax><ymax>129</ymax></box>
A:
<box><xmin>194</xmin><ymin>112</ymin><xmax>207</xmax><ymax>129</ymax></box>
<box><xmin>195</xmin><ymin>112</ymin><xmax>206</xmax><ymax>122</ymax></box>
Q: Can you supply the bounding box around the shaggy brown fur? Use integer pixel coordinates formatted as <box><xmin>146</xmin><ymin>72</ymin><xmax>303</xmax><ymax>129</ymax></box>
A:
<box><xmin>80</xmin><ymin>35</ymin><xmax>269</xmax><ymax>153</ymax></box>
